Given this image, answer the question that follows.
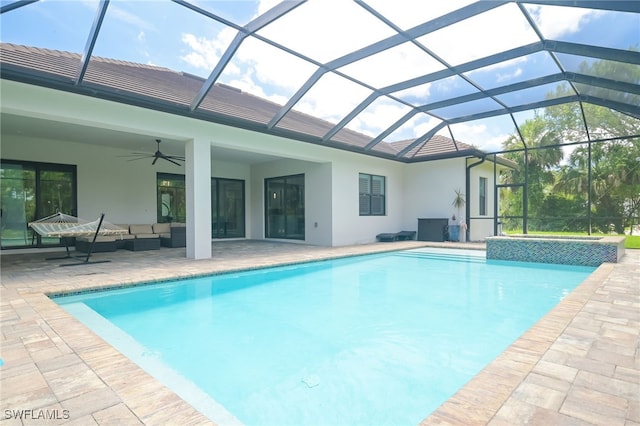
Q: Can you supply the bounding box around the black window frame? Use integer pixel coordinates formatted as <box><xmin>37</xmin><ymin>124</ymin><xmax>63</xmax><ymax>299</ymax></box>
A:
<box><xmin>1</xmin><ymin>159</ymin><xmax>77</xmax><ymax>249</ymax></box>
<box><xmin>156</xmin><ymin>172</ymin><xmax>246</xmax><ymax>238</ymax></box>
<box><xmin>359</xmin><ymin>173</ymin><xmax>386</xmax><ymax>216</ymax></box>
<box><xmin>479</xmin><ymin>176</ymin><xmax>488</xmax><ymax>216</ymax></box>
<box><xmin>265</xmin><ymin>173</ymin><xmax>305</xmax><ymax>240</ymax></box>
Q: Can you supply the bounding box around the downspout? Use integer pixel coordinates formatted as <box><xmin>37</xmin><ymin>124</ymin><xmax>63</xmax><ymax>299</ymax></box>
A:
<box><xmin>466</xmin><ymin>155</ymin><xmax>486</xmax><ymax>242</ymax></box>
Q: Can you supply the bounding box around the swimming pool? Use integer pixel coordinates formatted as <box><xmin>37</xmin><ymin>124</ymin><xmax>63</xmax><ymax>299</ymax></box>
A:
<box><xmin>54</xmin><ymin>248</ymin><xmax>595</xmax><ymax>425</ymax></box>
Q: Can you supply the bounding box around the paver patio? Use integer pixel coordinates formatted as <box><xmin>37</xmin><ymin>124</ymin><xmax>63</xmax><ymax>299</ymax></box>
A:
<box><xmin>1</xmin><ymin>240</ymin><xmax>638</xmax><ymax>425</ymax></box>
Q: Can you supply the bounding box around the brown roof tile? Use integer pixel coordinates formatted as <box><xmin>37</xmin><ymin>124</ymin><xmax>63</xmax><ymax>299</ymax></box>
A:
<box><xmin>0</xmin><ymin>43</ymin><xmax>492</xmax><ymax>162</ymax></box>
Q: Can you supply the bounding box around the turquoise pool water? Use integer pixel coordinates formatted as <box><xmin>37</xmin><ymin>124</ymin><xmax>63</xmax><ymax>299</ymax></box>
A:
<box><xmin>54</xmin><ymin>248</ymin><xmax>595</xmax><ymax>425</ymax></box>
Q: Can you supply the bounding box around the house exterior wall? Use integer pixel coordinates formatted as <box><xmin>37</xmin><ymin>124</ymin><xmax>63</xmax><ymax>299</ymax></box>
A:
<box><xmin>1</xmin><ymin>135</ymin><xmax>158</xmax><ymax>224</ymax></box>
<box><xmin>249</xmin><ymin>158</ymin><xmax>333</xmax><ymax>246</ymax></box>
<box><xmin>402</xmin><ymin>158</ymin><xmax>467</xmax><ymax>233</ymax></box>
<box><xmin>0</xmin><ymin>134</ymin><xmax>255</xmax><ymax>227</ymax></box>
<box><xmin>1</xmin><ymin>80</ymin><xmax>501</xmax><ymax>251</ymax></box>
<box><xmin>1</xmin><ymin>81</ymin><xmax>412</xmax><ymax>248</ymax></box>
<box><xmin>331</xmin><ymin>154</ymin><xmax>405</xmax><ymax>246</ymax></box>
<box><xmin>468</xmin><ymin>161</ymin><xmax>499</xmax><ymax>241</ymax></box>
<box><xmin>402</xmin><ymin>158</ymin><xmax>503</xmax><ymax>242</ymax></box>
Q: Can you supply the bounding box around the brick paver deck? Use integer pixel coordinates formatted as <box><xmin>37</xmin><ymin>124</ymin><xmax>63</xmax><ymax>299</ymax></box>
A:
<box><xmin>1</xmin><ymin>241</ymin><xmax>638</xmax><ymax>425</ymax></box>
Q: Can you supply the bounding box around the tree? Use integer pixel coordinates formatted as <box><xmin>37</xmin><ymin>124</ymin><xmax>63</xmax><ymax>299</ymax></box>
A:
<box><xmin>500</xmin><ymin>114</ymin><xmax>564</xmax><ymax>231</ymax></box>
<box><xmin>499</xmin><ymin>53</ymin><xmax>640</xmax><ymax>234</ymax></box>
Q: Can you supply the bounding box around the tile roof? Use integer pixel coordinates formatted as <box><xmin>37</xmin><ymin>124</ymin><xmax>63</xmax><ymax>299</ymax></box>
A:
<box><xmin>0</xmin><ymin>42</ymin><xmax>492</xmax><ymax>162</ymax></box>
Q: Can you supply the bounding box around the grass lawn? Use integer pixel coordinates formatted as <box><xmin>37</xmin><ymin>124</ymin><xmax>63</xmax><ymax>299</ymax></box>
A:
<box><xmin>625</xmin><ymin>235</ymin><xmax>640</xmax><ymax>249</ymax></box>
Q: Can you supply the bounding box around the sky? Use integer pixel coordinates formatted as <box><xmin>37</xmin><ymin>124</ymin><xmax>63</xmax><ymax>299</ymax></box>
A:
<box><xmin>1</xmin><ymin>0</ymin><xmax>638</xmax><ymax>153</ymax></box>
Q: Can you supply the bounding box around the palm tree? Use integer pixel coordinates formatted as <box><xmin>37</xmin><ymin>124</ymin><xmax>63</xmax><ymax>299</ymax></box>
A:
<box><xmin>501</xmin><ymin>114</ymin><xmax>564</xmax><ymax>231</ymax></box>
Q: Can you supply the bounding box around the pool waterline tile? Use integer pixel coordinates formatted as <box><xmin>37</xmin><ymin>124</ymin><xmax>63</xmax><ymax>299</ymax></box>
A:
<box><xmin>1</xmin><ymin>240</ymin><xmax>638</xmax><ymax>425</ymax></box>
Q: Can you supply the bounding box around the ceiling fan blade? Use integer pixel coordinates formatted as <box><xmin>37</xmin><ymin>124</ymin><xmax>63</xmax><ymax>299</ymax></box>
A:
<box><xmin>121</xmin><ymin>139</ymin><xmax>183</xmax><ymax>166</ymax></box>
<box><xmin>120</xmin><ymin>155</ymin><xmax>151</xmax><ymax>162</ymax></box>
<box><xmin>164</xmin><ymin>157</ymin><xmax>182</xmax><ymax>166</ymax></box>
<box><xmin>165</xmin><ymin>155</ymin><xmax>185</xmax><ymax>161</ymax></box>
<box><xmin>118</xmin><ymin>153</ymin><xmax>149</xmax><ymax>158</ymax></box>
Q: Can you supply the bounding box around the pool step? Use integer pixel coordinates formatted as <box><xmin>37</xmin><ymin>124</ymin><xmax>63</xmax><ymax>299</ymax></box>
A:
<box><xmin>394</xmin><ymin>251</ymin><xmax>486</xmax><ymax>264</ymax></box>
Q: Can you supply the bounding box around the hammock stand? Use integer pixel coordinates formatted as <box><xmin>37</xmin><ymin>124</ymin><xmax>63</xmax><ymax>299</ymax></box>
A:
<box><xmin>29</xmin><ymin>213</ymin><xmax>126</xmax><ymax>266</ymax></box>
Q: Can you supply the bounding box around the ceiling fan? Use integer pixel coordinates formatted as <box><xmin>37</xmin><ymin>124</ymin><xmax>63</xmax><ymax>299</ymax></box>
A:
<box><xmin>122</xmin><ymin>139</ymin><xmax>185</xmax><ymax>166</ymax></box>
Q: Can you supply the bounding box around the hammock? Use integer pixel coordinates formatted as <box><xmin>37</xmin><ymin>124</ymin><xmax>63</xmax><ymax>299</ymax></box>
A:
<box><xmin>28</xmin><ymin>213</ymin><xmax>126</xmax><ymax>266</ymax></box>
<box><xmin>29</xmin><ymin>212</ymin><xmax>127</xmax><ymax>237</ymax></box>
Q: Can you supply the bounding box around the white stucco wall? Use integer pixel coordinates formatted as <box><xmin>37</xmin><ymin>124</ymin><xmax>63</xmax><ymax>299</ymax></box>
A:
<box><xmin>330</xmin><ymin>153</ymin><xmax>405</xmax><ymax>246</ymax></box>
<box><xmin>249</xmin><ymin>158</ymin><xmax>332</xmax><ymax>246</ymax></box>
<box><xmin>1</xmin><ymin>79</ymin><xmax>499</xmax><ymax>249</ymax></box>
<box><xmin>403</xmin><ymin>158</ymin><xmax>503</xmax><ymax>241</ymax></box>
<box><xmin>468</xmin><ymin>161</ymin><xmax>498</xmax><ymax>241</ymax></box>
<box><xmin>0</xmin><ymin>135</ymin><xmax>254</xmax><ymax>226</ymax></box>
<box><xmin>403</xmin><ymin>158</ymin><xmax>467</xmax><ymax>230</ymax></box>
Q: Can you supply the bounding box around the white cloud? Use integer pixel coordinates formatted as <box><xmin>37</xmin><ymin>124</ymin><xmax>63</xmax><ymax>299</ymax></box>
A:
<box><xmin>231</xmin><ymin>37</ymin><xmax>316</xmax><ymax>94</ymax></box>
<box><xmin>180</xmin><ymin>28</ymin><xmax>236</xmax><ymax>71</ymax></box>
<box><xmin>296</xmin><ymin>72</ymin><xmax>371</xmax><ymax>124</ymax></box>
<box><xmin>417</xmin><ymin>3</ymin><xmax>539</xmax><ymax>66</ymax></box>
<box><xmin>363</xmin><ymin>0</ymin><xmax>474</xmax><ymax>30</ymax></box>
<box><xmin>496</xmin><ymin>67</ymin><xmax>523</xmax><ymax>83</ymax></box>
<box><xmin>338</xmin><ymin>42</ymin><xmax>443</xmax><ymax>88</ymax></box>
<box><xmin>177</xmin><ymin>0</ymin><xmax>600</xmax><ymax>145</ymax></box>
<box><xmin>412</xmin><ymin>116</ymin><xmax>441</xmax><ymax>139</ymax></box>
<box><xmin>449</xmin><ymin>122</ymin><xmax>510</xmax><ymax>153</ymax></box>
<box><xmin>109</xmin><ymin>5</ymin><xmax>156</xmax><ymax>32</ymax></box>
<box><xmin>347</xmin><ymin>100</ymin><xmax>412</xmax><ymax>137</ymax></box>
<box><xmin>526</xmin><ymin>4</ymin><xmax>602</xmax><ymax>39</ymax></box>
<box><xmin>256</xmin><ymin>0</ymin><xmax>394</xmax><ymax>64</ymax></box>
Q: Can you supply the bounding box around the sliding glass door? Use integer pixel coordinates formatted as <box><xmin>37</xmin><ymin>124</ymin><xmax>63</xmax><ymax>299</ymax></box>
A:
<box><xmin>157</xmin><ymin>173</ymin><xmax>186</xmax><ymax>223</ymax></box>
<box><xmin>1</xmin><ymin>160</ymin><xmax>76</xmax><ymax>248</ymax></box>
<box><xmin>265</xmin><ymin>174</ymin><xmax>305</xmax><ymax>240</ymax></box>
<box><xmin>157</xmin><ymin>173</ymin><xmax>245</xmax><ymax>238</ymax></box>
<box><xmin>212</xmin><ymin>178</ymin><xmax>245</xmax><ymax>238</ymax></box>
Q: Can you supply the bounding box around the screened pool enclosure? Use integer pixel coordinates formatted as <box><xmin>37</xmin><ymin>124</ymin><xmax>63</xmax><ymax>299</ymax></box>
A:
<box><xmin>1</xmin><ymin>0</ymin><xmax>639</xmax><ymax>242</ymax></box>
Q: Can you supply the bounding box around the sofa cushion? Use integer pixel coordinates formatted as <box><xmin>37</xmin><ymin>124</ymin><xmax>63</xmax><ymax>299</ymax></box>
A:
<box><xmin>153</xmin><ymin>223</ymin><xmax>171</xmax><ymax>234</ymax></box>
<box><xmin>76</xmin><ymin>236</ymin><xmax>116</xmax><ymax>242</ymax></box>
<box><xmin>129</xmin><ymin>224</ymin><xmax>154</xmax><ymax>235</ymax></box>
<box><xmin>134</xmin><ymin>233</ymin><xmax>159</xmax><ymax>239</ymax></box>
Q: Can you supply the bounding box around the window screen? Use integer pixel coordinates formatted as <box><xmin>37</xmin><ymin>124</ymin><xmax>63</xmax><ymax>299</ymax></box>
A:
<box><xmin>359</xmin><ymin>173</ymin><xmax>385</xmax><ymax>216</ymax></box>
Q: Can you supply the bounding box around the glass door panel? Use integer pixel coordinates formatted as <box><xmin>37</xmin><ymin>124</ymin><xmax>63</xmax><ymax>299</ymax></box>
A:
<box><xmin>285</xmin><ymin>174</ymin><xmax>305</xmax><ymax>239</ymax></box>
<box><xmin>157</xmin><ymin>174</ymin><xmax>245</xmax><ymax>237</ymax></box>
<box><xmin>0</xmin><ymin>164</ymin><xmax>35</xmax><ymax>248</ymax></box>
<box><xmin>215</xmin><ymin>179</ymin><xmax>245</xmax><ymax>238</ymax></box>
<box><xmin>265</xmin><ymin>174</ymin><xmax>304</xmax><ymax>240</ymax></box>
<box><xmin>266</xmin><ymin>178</ymin><xmax>285</xmax><ymax>238</ymax></box>
<box><xmin>157</xmin><ymin>173</ymin><xmax>186</xmax><ymax>223</ymax></box>
<box><xmin>38</xmin><ymin>170</ymin><xmax>75</xmax><ymax>245</ymax></box>
<box><xmin>1</xmin><ymin>161</ymin><xmax>76</xmax><ymax>249</ymax></box>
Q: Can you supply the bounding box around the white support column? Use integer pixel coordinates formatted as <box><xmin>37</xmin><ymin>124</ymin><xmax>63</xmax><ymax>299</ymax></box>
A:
<box><xmin>185</xmin><ymin>138</ymin><xmax>212</xmax><ymax>259</ymax></box>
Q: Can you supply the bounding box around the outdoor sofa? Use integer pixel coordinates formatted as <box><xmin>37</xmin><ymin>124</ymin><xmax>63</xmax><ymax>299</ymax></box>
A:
<box><xmin>74</xmin><ymin>223</ymin><xmax>186</xmax><ymax>252</ymax></box>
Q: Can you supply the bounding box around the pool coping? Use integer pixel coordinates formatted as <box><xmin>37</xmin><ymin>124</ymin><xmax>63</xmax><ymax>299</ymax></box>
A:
<box><xmin>1</xmin><ymin>241</ymin><xmax>638</xmax><ymax>425</ymax></box>
<box><xmin>422</xmin><ymin>261</ymin><xmax>616</xmax><ymax>425</ymax></box>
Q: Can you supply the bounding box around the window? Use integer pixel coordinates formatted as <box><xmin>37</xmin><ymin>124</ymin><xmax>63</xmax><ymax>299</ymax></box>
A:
<box><xmin>265</xmin><ymin>174</ymin><xmax>305</xmax><ymax>240</ymax></box>
<box><xmin>479</xmin><ymin>177</ymin><xmax>487</xmax><ymax>216</ymax></box>
<box><xmin>1</xmin><ymin>160</ymin><xmax>77</xmax><ymax>248</ymax></box>
<box><xmin>157</xmin><ymin>173</ymin><xmax>245</xmax><ymax>238</ymax></box>
<box><xmin>212</xmin><ymin>178</ymin><xmax>245</xmax><ymax>238</ymax></box>
<box><xmin>359</xmin><ymin>173</ymin><xmax>385</xmax><ymax>216</ymax></box>
<box><xmin>157</xmin><ymin>173</ymin><xmax>186</xmax><ymax>223</ymax></box>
